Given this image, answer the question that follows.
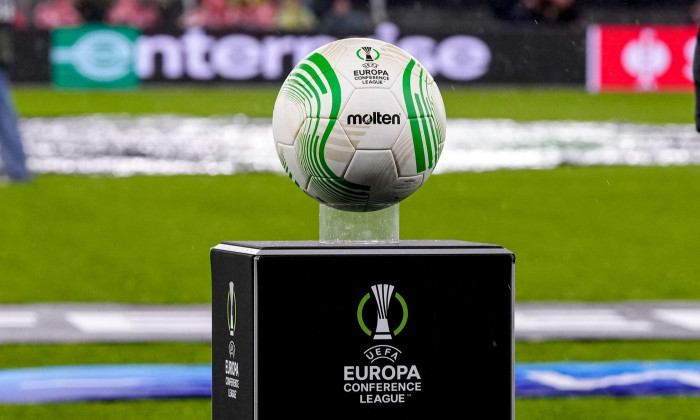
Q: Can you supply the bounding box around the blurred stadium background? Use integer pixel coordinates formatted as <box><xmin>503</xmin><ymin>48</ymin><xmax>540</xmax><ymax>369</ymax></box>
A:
<box><xmin>1</xmin><ymin>0</ymin><xmax>700</xmax><ymax>418</ymax></box>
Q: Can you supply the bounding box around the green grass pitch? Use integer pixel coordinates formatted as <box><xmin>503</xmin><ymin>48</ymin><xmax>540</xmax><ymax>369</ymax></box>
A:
<box><xmin>1</xmin><ymin>168</ymin><xmax>699</xmax><ymax>303</ymax></box>
<box><xmin>3</xmin><ymin>398</ymin><xmax>700</xmax><ymax>420</ymax></box>
<box><xmin>1</xmin><ymin>87</ymin><xmax>698</xmax><ymax>418</ymax></box>
<box><xmin>12</xmin><ymin>87</ymin><xmax>695</xmax><ymax>123</ymax></box>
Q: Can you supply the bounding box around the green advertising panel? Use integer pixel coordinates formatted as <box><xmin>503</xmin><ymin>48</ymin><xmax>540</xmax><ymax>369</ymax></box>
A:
<box><xmin>51</xmin><ymin>24</ymin><xmax>140</xmax><ymax>89</ymax></box>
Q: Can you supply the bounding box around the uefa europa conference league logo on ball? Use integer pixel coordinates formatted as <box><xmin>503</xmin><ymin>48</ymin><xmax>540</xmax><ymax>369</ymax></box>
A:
<box><xmin>272</xmin><ymin>37</ymin><xmax>446</xmax><ymax>212</ymax></box>
<box><xmin>344</xmin><ymin>284</ymin><xmax>422</xmax><ymax>404</ymax></box>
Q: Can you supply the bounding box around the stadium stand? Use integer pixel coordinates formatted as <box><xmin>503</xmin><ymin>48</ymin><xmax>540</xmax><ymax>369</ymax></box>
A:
<box><xmin>10</xmin><ymin>0</ymin><xmax>700</xmax><ymax>31</ymax></box>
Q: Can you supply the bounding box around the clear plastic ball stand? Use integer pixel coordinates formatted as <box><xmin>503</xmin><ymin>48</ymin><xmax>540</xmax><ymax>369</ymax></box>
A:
<box><xmin>319</xmin><ymin>204</ymin><xmax>399</xmax><ymax>245</ymax></box>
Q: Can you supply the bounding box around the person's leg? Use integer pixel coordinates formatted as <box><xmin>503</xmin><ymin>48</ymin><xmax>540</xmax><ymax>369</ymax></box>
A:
<box><xmin>0</xmin><ymin>67</ymin><xmax>31</xmax><ymax>180</ymax></box>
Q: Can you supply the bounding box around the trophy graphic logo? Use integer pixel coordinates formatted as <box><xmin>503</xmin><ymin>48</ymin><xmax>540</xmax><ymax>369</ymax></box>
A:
<box><xmin>357</xmin><ymin>284</ymin><xmax>408</xmax><ymax>340</ymax></box>
<box><xmin>356</xmin><ymin>47</ymin><xmax>380</xmax><ymax>62</ymax></box>
<box><xmin>372</xmin><ymin>284</ymin><xmax>393</xmax><ymax>339</ymax></box>
<box><xmin>362</xmin><ymin>46</ymin><xmax>374</xmax><ymax>61</ymax></box>
<box><xmin>227</xmin><ymin>281</ymin><xmax>236</xmax><ymax>336</ymax></box>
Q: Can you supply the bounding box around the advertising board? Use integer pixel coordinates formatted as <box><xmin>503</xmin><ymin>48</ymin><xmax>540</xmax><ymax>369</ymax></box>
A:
<box><xmin>587</xmin><ymin>25</ymin><xmax>698</xmax><ymax>92</ymax></box>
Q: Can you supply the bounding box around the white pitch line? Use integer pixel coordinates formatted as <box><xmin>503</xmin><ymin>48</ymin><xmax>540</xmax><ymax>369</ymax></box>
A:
<box><xmin>66</xmin><ymin>312</ymin><xmax>211</xmax><ymax>334</ymax></box>
<box><xmin>653</xmin><ymin>309</ymin><xmax>700</xmax><ymax>331</ymax></box>
<box><xmin>20</xmin><ymin>116</ymin><xmax>700</xmax><ymax>176</ymax></box>
<box><xmin>0</xmin><ymin>312</ymin><xmax>38</xmax><ymax>328</ymax></box>
<box><xmin>1</xmin><ymin>303</ymin><xmax>700</xmax><ymax>342</ymax></box>
<box><xmin>515</xmin><ymin>310</ymin><xmax>653</xmax><ymax>332</ymax></box>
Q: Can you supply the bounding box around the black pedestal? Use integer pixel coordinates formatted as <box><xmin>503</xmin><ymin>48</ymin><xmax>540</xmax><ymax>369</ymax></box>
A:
<box><xmin>211</xmin><ymin>240</ymin><xmax>514</xmax><ymax>420</ymax></box>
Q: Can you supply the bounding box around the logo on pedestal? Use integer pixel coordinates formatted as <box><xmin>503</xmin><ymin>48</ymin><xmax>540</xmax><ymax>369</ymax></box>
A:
<box><xmin>357</xmin><ymin>283</ymin><xmax>408</xmax><ymax>340</ymax></box>
<box><xmin>227</xmin><ymin>281</ymin><xmax>236</xmax><ymax>336</ymax></box>
<box><xmin>345</xmin><ymin>284</ymin><xmax>421</xmax><ymax>404</ymax></box>
<box><xmin>225</xmin><ymin>281</ymin><xmax>240</xmax><ymax>400</ymax></box>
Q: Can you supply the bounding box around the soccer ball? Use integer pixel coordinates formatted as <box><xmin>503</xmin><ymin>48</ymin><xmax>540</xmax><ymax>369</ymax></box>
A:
<box><xmin>272</xmin><ymin>38</ymin><xmax>446</xmax><ymax>212</ymax></box>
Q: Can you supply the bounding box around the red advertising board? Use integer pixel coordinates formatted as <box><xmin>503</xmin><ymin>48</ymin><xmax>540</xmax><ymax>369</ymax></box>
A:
<box><xmin>587</xmin><ymin>25</ymin><xmax>698</xmax><ymax>92</ymax></box>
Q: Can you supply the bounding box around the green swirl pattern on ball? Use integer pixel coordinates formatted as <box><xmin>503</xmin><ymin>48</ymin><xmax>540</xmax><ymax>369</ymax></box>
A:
<box><xmin>402</xmin><ymin>59</ymin><xmax>444</xmax><ymax>174</ymax></box>
<box><xmin>275</xmin><ymin>43</ymin><xmax>446</xmax><ymax>211</ymax></box>
<box><xmin>279</xmin><ymin>52</ymin><xmax>369</xmax><ymax>206</ymax></box>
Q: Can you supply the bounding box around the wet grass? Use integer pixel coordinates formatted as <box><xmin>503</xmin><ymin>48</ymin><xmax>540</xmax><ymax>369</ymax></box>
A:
<box><xmin>1</xmin><ymin>167</ymin><xmax>698</xmax><ymax>303</ymax></box>
<box><xmin>12</xmin><ymin>86</ymin><xmax>695</xmax><ymax>124</ymax></box>
<box><xmin>3</xmin><ymin>397</ymin><xmax>700</xmax><ymax>420</ymax></box>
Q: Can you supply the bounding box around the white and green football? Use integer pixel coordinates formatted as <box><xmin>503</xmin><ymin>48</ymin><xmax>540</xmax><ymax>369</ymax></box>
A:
<box><xmin>272</xmin><ymin>38</ymin><xmax>446</xmax><ymax>212</ymax></box>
